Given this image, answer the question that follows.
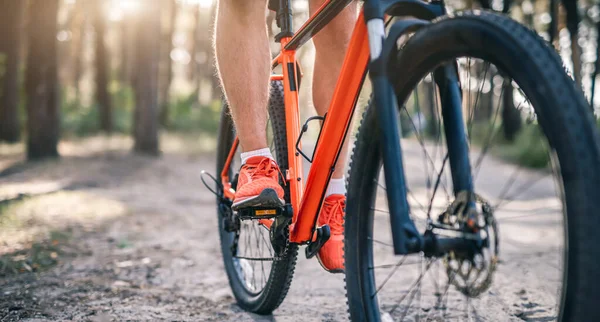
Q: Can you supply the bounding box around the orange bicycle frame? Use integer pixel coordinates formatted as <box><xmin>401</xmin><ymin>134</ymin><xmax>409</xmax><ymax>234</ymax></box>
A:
<box><xmin>221</xmin><ymin>0</ymin><xmax>369</xmax><ymax>244</ymax></box>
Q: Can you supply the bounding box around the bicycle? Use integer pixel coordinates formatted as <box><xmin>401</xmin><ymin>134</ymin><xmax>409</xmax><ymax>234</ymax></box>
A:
<box><xmin>204</xmin><ymin>0</ymin><xmax>600</xmax><ymax>320</ymax></box>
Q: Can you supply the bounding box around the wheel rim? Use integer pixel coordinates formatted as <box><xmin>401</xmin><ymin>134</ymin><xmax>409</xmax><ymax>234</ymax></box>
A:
<box><xmin>364</xmin><ymin>57</ymin><xmax>567</xmax><ymax>321</ymax></box>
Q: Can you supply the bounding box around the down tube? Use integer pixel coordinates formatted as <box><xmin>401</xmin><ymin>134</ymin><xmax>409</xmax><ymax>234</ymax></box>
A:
<box><xmin>290</xmin><ymin>11</ymin><xmax>370</xmax><ymax>243</ymax></box>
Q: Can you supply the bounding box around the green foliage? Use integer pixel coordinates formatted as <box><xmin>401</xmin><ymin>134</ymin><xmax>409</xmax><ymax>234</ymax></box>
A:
<box><xmin>470</xmin><ymin>121</ymin><xmax>550</xmax><ymax>169</ymax></box>
<box><xmin>496</xmin><ymin>124</ymin><xmax>550</xmax><ymax>168</ymax></box>
<box><xmin>166</xmin><ymin>94</ymin><xmax>221</xmax><ymax>134</ymax></box>
<box><xmin>117</xmin><ymin>238</ymin><xmax>132</xmax><ymax>249</ymax></box>
<box><xmin>61</xmin><ymin>83</ymin><xmax>134</xmax><ymax>137</ymax></box>
<box><xmin>61</xmin><ymin>98</ymin><xmax>100</xmax><ymax>136</ymax></box>
<box><xmin>111</xmin><ymin>82</ymin><xmax>135</xmax><ymax>133</ymax></box>
<box><xmin>60</xmin><ymin>82</ymin><xmax>220</xmax><ymax>137</ymax></box>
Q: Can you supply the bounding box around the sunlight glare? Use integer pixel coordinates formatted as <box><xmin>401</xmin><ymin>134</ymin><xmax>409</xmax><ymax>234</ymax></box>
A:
<box><xmin>178</xmin><ymin>0</ymin><xmax>214</xmax><ymax>9</ymax></box>
<box><xmin>119</xmin><ymin>0</ymin><xmax>141</xmax><ymax>13</ymax></box>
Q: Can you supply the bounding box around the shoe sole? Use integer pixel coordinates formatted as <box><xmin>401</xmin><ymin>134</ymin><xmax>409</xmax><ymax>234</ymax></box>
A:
<box><xmin>231</xmin><ymin>188</ymin><xmax>285</xmax><ymax>211</ymax></box>
<box><xmin>316</xmin><ymin>253</ymin><xmax>344</xmax><ymax>274</ymax></box>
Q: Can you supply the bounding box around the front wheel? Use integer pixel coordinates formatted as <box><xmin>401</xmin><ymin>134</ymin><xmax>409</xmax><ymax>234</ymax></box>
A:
<box><xmin>345</xmin><ymin>11</ymin><xmax>600</xmax><ymax>321</ymax></box>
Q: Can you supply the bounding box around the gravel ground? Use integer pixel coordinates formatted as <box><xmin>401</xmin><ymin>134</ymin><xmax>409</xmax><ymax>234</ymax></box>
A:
<box><xmin>0</xmin><ymin>139</ymin><xmax>562</xmax><ymax>321</ymax></box>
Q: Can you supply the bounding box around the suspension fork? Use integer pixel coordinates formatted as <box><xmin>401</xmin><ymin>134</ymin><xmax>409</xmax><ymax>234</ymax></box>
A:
<box><xmin>364</xmin><ymin>0</ymin><xmax>473</xmax><ymax>255</ymax></box>
<box><xmin>434</xmin><ymin>65</ymin><xmax>474</xmax><ymax>195</ymax></box>
<box><xmin>364</xmin><ymin>0</ymin><xmax>421</xmax><ymax>255</ymax></box>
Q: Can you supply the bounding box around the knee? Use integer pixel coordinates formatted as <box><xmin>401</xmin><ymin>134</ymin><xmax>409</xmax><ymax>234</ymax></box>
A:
<box><xmin>311</xmin><ymin>1</ymin><xmax>357</xmax><ymax>50</ymax></box>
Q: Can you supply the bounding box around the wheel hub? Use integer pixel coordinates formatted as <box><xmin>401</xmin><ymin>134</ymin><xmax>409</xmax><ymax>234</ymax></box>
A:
<box><xmin>436</xmin><ymin>191</ymin><xmax>499</xmax><ymax>297</ymax></box>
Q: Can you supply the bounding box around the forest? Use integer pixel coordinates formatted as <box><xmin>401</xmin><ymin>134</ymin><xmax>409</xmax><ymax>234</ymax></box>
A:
<box><xmin>0</xmin><ymin>0</ymin><xmax>220</xmax><ymax>159</ymax></box>
<box><xmin>0</xmin><ymin>0</ymin><xmax>599</xmax><ymax>320</ymax></box>
<box><xmin>0</xmin><ymin>0</ymin><xmax>598</xmax><ymax>163</ymax></box>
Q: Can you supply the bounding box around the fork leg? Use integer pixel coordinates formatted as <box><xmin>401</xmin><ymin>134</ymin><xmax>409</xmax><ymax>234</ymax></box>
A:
<box><xmin>434</xmin><ymin>65</ymin><xmax>474</xmax><ymax>194</ymax></box>
<box><xmin>365</xmin><ymin>0</ymin><xmax>422</xmax><ymax>255</ymax></box>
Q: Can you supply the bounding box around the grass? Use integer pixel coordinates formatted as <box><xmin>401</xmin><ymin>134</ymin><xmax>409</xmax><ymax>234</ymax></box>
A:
<box><xmin>0</xmin><ymin>234</ymin><xmax>65</xmax><ymax>277</ymax></box>
<box><xmin>0</xmin><ymin>191</ymin><xmax>129</xmax><ymax>277</ymax></box>
<box><xmin>469</xmin><ymin>121</ymin><xmax>550</xmax><ymax>169</ymax></box>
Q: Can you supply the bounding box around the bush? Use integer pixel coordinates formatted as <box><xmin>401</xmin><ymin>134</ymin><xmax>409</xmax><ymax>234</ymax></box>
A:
<box><xmin>498</xmin><ymin>124</ymin><xmax>550</xmax><ymax>168</ymax></box>
<box><xmin>167</xmin><ymin>94</ymin><xmax>221</xmax><ymax>134</ymax></box>
<box><xmin>61</xmin><ymin>98</ymin><xmax>100</xmax><ymax>136</ymax></box>
<box><xmin>60</xmin><ymin>84</ymin><xmax>134</xmax><ymax>137</ymax></box>
<box><xmin>60</xmin><ymin>83</ymin><xmax>223</xmax><ymax>137</ymax></box>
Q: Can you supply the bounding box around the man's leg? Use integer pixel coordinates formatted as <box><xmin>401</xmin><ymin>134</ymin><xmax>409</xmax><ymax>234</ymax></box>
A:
<box><xmin>215</xmin><ymin>0</ymin><xmax>270</xmax><ymax>153</ymax></box>
<box><xmin>311</xmin><ymin>0</ymin><xmax>357</xmax><ymax>183</ymax></box>
<box><xmin>215</xmin><ymin>0</ymin><xmax>284</xmax><ymax>209</ymax></box>
<box><xmin>310</xmin><ymin>0</ymin><xmax>358</xmax><ymax>273</ymax></box>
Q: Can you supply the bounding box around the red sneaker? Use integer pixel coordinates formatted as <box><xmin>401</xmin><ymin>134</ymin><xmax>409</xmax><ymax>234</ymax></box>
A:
<box><xmin>232</xmin><ymin>156</ymin><xmax>285</xmax><ymax>210</ymax></box>
<box><xmin>316</xmin><ymin>194</ymin><xmax>346</xmax><ymax>273</ymax></box>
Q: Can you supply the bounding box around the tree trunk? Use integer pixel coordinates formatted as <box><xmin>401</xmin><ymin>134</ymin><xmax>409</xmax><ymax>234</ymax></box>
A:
<box><xmin>501</xmin><ymin>77</ymin><xmax>522</xmax><ymax>141</ymax></box>
<box><xmin>93</xmin><ymin>0</ymin><xmax>112</xmax><ymax>133</ymax></box>
<box><xmin>474</xmin><ymin>71</ymin><xmax>493</xmax><ymax>122</ymax></box>
<box><xmin>70</xmin><ymin>0</ymin><xmax>85</xmax><ymax>100</ymax></box>
<box><xmin>119</xmin><ymin>19</ymin><xmax>128</xmax><ymax>85</ymax></box>
<box><xmin>133</xmin><ymin>2</ymin><xmax>160</xmax><ymax>155</ymax></box>
<box><xmin>420</xmin><ymin>80</ymin><xmax>438</xmax><ymax>137</ymax></box>
<box><xmin>0</xmin><ymin>0</ymin><xmax>24</xmax><ymax>143</ymax></box>
<box><xmin>25</xmin><ymin>0</ymin><xmax>60</xmax><ymax>160</ymax></box>
<box><xmin>159</xmin><ymin>0</ymin><xmax>177</xmax><ymax>127</ymax></box>
<box><xmin>562</xmin><ymin>0</ymin><xmax>582</xmax><ymax>89</ymax></box>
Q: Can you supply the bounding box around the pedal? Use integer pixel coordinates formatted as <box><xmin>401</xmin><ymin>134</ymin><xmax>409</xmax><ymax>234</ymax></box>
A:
<box><xmin>237</xmin><ymin>204</ymin><xmax>291</xmax><ymax>220</ymax></box>
<box><xmin>305</xmin><ymin>225</ymin><xmax>331</xmax><ymax>259</ymax></box>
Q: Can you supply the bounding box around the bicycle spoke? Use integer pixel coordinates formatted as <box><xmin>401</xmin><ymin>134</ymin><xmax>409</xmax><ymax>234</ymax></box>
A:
<box><xmin>467</xmin><ymin>58</ymin><xmax>472</xmax><ymax>121</ymax></box>
<box><xmin>371</xmin><ymin>207</ymin><xmax>390</xmax><ymax>214</ymax></box>
<box><xmin>372</xmin><ymin>256</ymin><xmax>408</xmax><ymax>298</ymax></box>
<box><xmin>473</xmin><ymin>86</ymin><xmax>530</xmax><ymax>182</ymax></box>
<box><xmin>375</xmin><ymin>179</ymin><xmax>428</xmax><ymax>217</ymax></box>
<box><xmin>369</xmin><ymin>261</ymin><xmax>424</xmax><ymax>269</ymax></box>
<box><xmin>407</xmin><ymin>189</ymin><xmax>428</xmax><ymax>216</ymax></box>
<box><xmin>399</xmin><ymin>273</ymin><xmax>423</xmax><ymax>321</ymax></box>
<box><xmin>353</xmin><ymin>53</ymin><xmax>568</xmax><ymax>322</ymax></box>
<box><xmin>425</xmin><ymin>153</ymin><xmax>449</xmax><ymax>218</ymax></box>
<box><xmin>423</xmin><ymin>269</ymin><xmax>456</xmax><ymax>321</ymax></box>
<box><xmin>432</xmin><ymin>81</ymin><xmax>451</xmax><ymax>203</ymax></box>
<box><xmin>472</xmin><ymin>78</ymin><xmax>505</xmax><ymax>179</ymax></box>
<box><xmin>368</xmin><ymin>237</ymin><xmax>394</xmax><ymax>248</ymax></box>
<box><xmin>374</xmin><ymin>178</ymin><xmax>387</xmax><ymax>191</ymax></box>
<box><xmin>258</xmin><ymin>225</ymin><xmax>274</xmax><ymax>256</ymax></box>
<box><xmin>388</xmin><ymin>259</ymin><xmax>435</xmax><ymax>314</ymax></box>
<box><xmin>467</xmin><ymin>62</ymin><xmax>491</xmax><ymax>144</ymax></box>
<box><xmin>403</xmin><ymin>107</ymin><xmax>452</xmax><ymax>199</ymax></box>
<box><xmin>496</xmin><ymin>210</ymin><xmax>560</xmax><ymax>222</ymax></box>
<box><xmin>494</xmin><ymin>172</ymin><xmax>548</xmax><ymax>210</ymax></box>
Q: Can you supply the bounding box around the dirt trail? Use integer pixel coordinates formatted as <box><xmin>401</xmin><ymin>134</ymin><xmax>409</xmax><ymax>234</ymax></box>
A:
<box><xmin>0</xmin><ymin>145</ymin><xmax>347</xmax><ymax>321</ymax></box>
<box><xmin>0</xmin><ymin>139</ymin><xmax>560</xmax><ymax>321</ymax></box>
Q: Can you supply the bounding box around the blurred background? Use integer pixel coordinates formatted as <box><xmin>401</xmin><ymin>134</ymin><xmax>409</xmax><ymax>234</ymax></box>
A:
<box><xmin>0</xmin><ymin>0</ymin><xmax>599</xmax><ymax>320</ymax></box>
<box><xmin>0</xmin><ymin>0</ymin><xmax>598</xmax><ymax>159</ymax></box>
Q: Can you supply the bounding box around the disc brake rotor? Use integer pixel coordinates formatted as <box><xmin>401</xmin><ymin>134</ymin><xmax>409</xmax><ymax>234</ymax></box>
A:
<box><xmin>438</xmin><ymin>191</ymin><xmax>499</xmax><ymax>297</ymax></box>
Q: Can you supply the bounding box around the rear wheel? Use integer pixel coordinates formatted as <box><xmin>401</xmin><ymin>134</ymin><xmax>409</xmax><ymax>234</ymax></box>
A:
<box><xmin>345</xmin><ymin>11</ymin><xmax>600</xmax><ymax>321</ymax></box>
<box><xmin>216</xmin><ymin>80</ymin><xmax>298</xmax><ymax>314</ymax></box>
